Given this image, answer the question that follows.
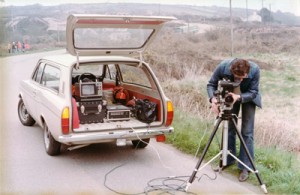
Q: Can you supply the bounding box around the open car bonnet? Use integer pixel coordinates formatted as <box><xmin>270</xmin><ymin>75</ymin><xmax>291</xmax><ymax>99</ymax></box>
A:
<box><xmin>66</xmin><ymin>14</ymin><xmax>176</xmax><ymax>56</ymax></box>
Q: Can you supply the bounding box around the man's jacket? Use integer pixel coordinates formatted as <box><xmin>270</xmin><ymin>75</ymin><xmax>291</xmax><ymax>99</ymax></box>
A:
<box><xmin>207</xmin><ymin>58</ymin><xmax>262</xmax><ymax>108</ymax></box>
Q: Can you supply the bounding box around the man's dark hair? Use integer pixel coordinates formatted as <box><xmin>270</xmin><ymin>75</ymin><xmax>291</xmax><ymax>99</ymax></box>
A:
<box><xmin>230</xmin><ymin>59</ymin><xmax>250</xmax><ymax>76</ymax></box>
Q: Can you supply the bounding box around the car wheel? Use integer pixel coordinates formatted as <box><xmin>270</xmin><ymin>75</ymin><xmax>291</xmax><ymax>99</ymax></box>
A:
<box><xmin>132</xmin><ymin>138</ymin><xmax>150</xmax><ymax>149</ymax></box>
<box><xmin>18</xmin><ymin>98</ymin><xmax>35</xmax><ymax>126</ymax></box>
<box><xmin>43</xmin><ymin>123</ymin><xmax>61</xmax><ymax>156</ymax></box>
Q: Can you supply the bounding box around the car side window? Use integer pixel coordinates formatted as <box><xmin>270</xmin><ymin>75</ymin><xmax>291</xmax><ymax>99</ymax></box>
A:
<box><xmin>32</xmin><ymin>62</ymin><xmax>45</xmax><ymax>83</ymax></box>
<box><xmin>41</xmin><ymin>64</ymin><xmax>60</xmax><ymax>92</ymax></box>
<box><xmin>119</xmin><ymin>64</ymin><xmax>151</xmax><ymax>88</ymax></box>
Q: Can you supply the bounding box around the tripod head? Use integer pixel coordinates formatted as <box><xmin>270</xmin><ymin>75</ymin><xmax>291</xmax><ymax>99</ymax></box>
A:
<box><xmin>214</xmin><ymin>79</ymin><xmax>240</xmax><ymax>119</ymax></box>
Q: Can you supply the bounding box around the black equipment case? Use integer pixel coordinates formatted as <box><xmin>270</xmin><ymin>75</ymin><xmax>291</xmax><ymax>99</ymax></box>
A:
<box><xmin>77</xmin><ymin>99</ymin><xmax>106</xmax><ymax>124</ymax></box>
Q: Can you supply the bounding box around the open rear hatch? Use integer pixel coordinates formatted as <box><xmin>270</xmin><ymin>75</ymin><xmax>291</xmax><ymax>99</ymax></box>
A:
<box><xmin>67</xmin><ymin>14</ymin><xmax>176</xmax><ymax>133</ymax></box>
<box><xmin>66</xmin><ymin>14</ymin><xmax>176</xmax><ymax>56</ymax></box>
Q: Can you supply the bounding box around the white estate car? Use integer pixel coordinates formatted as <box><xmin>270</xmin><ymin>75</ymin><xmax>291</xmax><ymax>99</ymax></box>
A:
<box><xmin>18</xmin><ymin>14</ymin><xmax>175</xmax><ymax>156</ymax></box>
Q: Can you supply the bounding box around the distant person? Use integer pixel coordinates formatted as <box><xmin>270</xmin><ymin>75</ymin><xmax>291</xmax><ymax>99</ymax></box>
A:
<box><xmin>207</xmin><ymin>58</ymin><xmax>261</xmax><ymax>182</ymax></box>
<box><xmin>22</xmin><ymin>42</ymin><xmax>25</xmax><ymax>52</ymax></box>
<box><xmin>7</xmin><ymin>43</ymin><xmax>12</xmax><ymax>53</ymax></box>
<box><xmin>17</xmin><ymin>41</ymin><xmax>22</xmax><ymax>52</ymax></box>
<box><xmin>25</xmin><ymin>43</ymin><xmax>30</xmax><ymax>50</ymax></box>
<box><xmin>12</xmin><ymin>42</ymin><xmax>16</xmax><ymax>53</ymax></box>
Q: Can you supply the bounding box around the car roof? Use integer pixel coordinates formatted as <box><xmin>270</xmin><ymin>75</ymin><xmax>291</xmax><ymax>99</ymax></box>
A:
<box><xmin>41</xmin><ymin>53</ymin><xmax>140</xmax><ymax>68</ymax></box>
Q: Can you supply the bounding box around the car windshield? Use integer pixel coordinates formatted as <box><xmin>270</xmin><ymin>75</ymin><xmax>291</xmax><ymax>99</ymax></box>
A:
<box><xmin>73</xmin><ymin>63</ymin><xmax>104</xmax><ymax>76</ymax></box>
<box><xmin>72</xmin><ymin>63</ymin><xmax>153</xmax><ymax>88</ymax></box>
<box><xmin>74</xmin><ymin>28</ymin><xmax>154</xmax><ymax>49</ymax></box>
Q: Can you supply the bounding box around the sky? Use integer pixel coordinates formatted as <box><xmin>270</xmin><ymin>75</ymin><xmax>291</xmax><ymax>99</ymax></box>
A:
<box><xmin>2</xmin><ymin>0</ymin><xmax>300</xmax><ymax>16</ymax></box>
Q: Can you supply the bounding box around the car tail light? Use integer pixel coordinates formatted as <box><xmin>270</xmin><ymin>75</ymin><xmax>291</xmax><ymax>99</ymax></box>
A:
<box><xmin>156</xmin><ymin>135</ymin><xmax>166</xmax><ymax>142</ymax></box>
<box><xmin>61</xmin><ymin>107</ymin><xmax>70</xmax><ymax>135</ymax></box>
<box><xmin>166</xmin><ymin>101</ymin><xmax>174</xmax><ymax>127</ymax></box>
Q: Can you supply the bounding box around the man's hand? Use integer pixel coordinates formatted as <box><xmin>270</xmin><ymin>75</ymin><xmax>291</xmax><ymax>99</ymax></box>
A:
<box><xmin>228</xmin><ymin>92</ymin><xmax>241</xmax><ymax>103</ymax></box>
<box><xmin>210</xmin><ymin>97</ymin><xmax>219</xmax><ymax>115</ymax></box>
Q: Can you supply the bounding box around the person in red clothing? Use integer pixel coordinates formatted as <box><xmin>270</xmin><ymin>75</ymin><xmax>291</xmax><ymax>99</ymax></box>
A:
<box><xmin>17</xmin><ymin>41</ymin><xmax>22</xmax><ymax>52</ymax></box>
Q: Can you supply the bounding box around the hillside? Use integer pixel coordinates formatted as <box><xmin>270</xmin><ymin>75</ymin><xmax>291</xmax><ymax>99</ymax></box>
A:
<box><xmin>0</xmin><ymin>2</ymin><xmax>300</xmax><ymax>50</ymax></box>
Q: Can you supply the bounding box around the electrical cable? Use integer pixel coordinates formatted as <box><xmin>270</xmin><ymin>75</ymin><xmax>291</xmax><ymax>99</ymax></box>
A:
<box><xmin>193</xmin><ymin>107</ymin><xmax>212</xmax><ymax>159</ymax></box>
<box><xmin>144</xmin><ymin>176</ymin><xmax>198</xmax><ymax>195</ymax></box>
<box><xmin>197</xmin><ymin>166</ymin><xmax>218</xmax><ymax>182</ymax></box>
<box><xmin>103</xmin><ymin>125</ymin><xmax>220</xmax><ymax>195</ymax></box>
<box><xmin>103</xmin><ymin>130</ymin><xmax>145</xmax><ymax>195</ymax></box>
<box><xmin>133</xmin><ymin>128</ymin><xmax>172</xmax><ymax>170</ymax></box>
<box><xmin>103</xmin><ymin>126</ymin><xmax>174</xmax><ymax>195</ymax></box>
<box><xmin>104</xmin><ymin>163</ymin><xmax>145</xmax><ymax>195</ymax></box>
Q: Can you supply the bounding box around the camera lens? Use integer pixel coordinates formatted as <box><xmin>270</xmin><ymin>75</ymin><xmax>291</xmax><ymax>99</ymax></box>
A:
<box><xmin>225</xmin><ymin>94</ymin><xmax>234</xmax><ymax>103</ymax></box>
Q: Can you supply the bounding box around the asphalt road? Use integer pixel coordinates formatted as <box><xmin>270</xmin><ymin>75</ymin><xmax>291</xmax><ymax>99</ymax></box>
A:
<box><xmin>0</xmin><ymin>50</ymin><xmax>262</xmax><ymax>194</ymax></box>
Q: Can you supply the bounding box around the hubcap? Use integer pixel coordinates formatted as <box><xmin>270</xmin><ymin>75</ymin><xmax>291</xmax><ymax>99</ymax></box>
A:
<box><xmin>20</xmin><ymin>103</ymin><xmax>29</xmax><ymax>121</ymax></box>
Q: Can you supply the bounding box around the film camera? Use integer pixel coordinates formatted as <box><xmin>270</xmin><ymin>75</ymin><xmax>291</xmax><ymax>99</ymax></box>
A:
<box><xmin>213</xmin><ymin>79</ymin><xmax>240</xmax><ymax>113</ymax></box>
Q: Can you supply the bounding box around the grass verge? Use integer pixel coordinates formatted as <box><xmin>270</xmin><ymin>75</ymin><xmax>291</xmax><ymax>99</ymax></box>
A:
<box><xmin>166</xmin><ymin>110</ymin><xmax>300</xmax><ymax>194</ymax></box>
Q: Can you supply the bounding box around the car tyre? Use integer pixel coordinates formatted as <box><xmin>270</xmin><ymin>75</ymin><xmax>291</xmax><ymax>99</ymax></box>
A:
<box><xmin>43</xmin><ymin>123</ymin><xmax>61</xmax><ymax>156</ymax></box>
<box><xmin>18</xmin><ymin>98</ymin><xmax>35</xmax><ymax>126</ymax></box>
<box><xmin>132</xmin><ymin>138</ymin><xmax>150</xmax><ymax>149</ymax></box>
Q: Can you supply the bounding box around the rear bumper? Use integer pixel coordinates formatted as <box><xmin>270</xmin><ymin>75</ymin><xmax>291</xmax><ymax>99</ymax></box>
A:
<box><xmin>58</xmin><ymin>127</ymin><xmax>174</xmax><ymax>145</ymax></box>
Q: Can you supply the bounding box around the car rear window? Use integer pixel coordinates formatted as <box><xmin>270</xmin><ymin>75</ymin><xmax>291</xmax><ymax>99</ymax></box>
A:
<box><xmin>74</xmin><ymin>28</ymin><xmax>153</xmax><ymax>49</ymax></box>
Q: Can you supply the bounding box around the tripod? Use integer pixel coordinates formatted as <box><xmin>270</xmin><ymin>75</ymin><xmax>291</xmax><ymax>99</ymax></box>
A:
<box><xmin>185</xmin><ymin>109</ymin><xmax>268</xmax><ymax>194</ymax></box>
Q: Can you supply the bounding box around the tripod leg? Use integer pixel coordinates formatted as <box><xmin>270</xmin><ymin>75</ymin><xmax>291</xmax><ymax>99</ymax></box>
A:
<box><xmin>231</xmin><ymin>118</ymin><xmax>268</xmax><ymax>194</ymax></box>
<box><xmin>219</xmin><ymin>132</ymin><xmax>224</xmax><ymax>170</ymax></box>
<box><xmin>185</xmin><ymin>117</ymin><xmax>222</xmax><ymax>192</ymax></box>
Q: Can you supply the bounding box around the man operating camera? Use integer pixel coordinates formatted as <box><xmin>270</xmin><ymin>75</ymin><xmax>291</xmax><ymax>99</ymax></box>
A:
<box><xmin>207</xmin><ymin>58</ymin><xmax>261</xmax><ymax>182</ymax></box>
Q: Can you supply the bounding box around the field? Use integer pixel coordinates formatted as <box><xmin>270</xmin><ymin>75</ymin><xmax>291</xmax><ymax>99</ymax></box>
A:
<box><xmin>147</xmin><ymin>22</ymin><xmax>300</xmax><ymax>152</ymax></box>
<box><xmin>145</xmin><ymin>22</ymin><xmax>300</xmax><ymax>194</ymax></box>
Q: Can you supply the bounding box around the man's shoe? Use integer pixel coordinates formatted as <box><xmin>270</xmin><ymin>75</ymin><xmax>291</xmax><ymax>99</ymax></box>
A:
<box><xmin>239</xmin><ymin>169</ymin><xmax>249</xmax><ymax>182</ymax></box>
